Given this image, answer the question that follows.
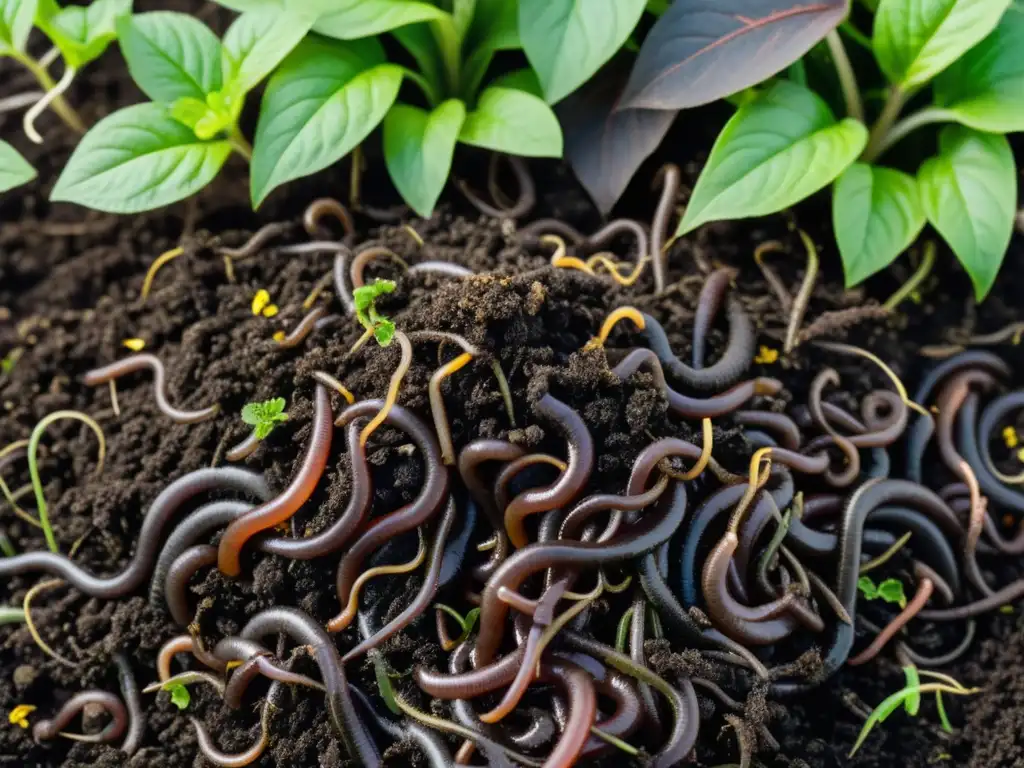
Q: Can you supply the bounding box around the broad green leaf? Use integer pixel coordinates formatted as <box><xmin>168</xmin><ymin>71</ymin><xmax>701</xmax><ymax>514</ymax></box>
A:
<box><xmin>116</xmin><ymin>12</ymin><xmax>222</xmax><ymax>102</ymax></box>
<box><xmin>873</xmin><ymin>0</ymin><xmax>1012</xmax><ymax>87</ymax></box>
<box><xmin>519</xmin><ymin>0</ymin><xmax>647</xmax><ymax>104</ymax></box>
<box><xmin>676</xmin><ymin>81</ymin><xmax>867</xmax><ymax>237</ymax></box>
<box><xmin>902</xmin><ymin>666</ymin><xmax>921</xmax><ymax>715</ymax></box>
<box><xmin>169</xmin><ymin>96</ymin><xmax>209</xmax><ymax>131</ymax></box>
<box><xmin>834</xmin><ymin>164</ymin><xmax>926</xmax><ymax>286</ymax></box>
<box><xmin>462</xmin><ymin>0</ymin><xmax>520</xmax><ymax>97</ymax></box>
<box><xmin>392</xmin><ymin>23</ymin><xmax>444</xmax><ymax>98</ymax></box>
<box><xmin>384</xmin><ymin>99</ymin><xmax>466</xmax><ymax>217</ymax></box>
<box><xmin>459</xmin><ymin>86</ymin><xmax>562</xmax><ymax>156</ymax></box>
<box><xmin>919</xmin><ymin>125</ymin><xmax>1016</xmax><ymax>300</ymax></box>
<box><xmin>313</xmin><ymin>0</ymin><xmax>445</xmax><ymax>40</ymax></box>
<box><xmin>490</xmin><ymin>68</ymin><xmax>543</xmax><ymax>98</ymax></box>
<box><xmin>452</xmin><ymin>0</ymin><xmax>476</xmax><ymax>43</ymax></box>
<box><xmin>933</xmin><ymin>5</ymin><xmax>1024</xmax><ymax>132</ymax></box>
<box><xmin>209</xmin><ymin>0</ymin><xmax>280</xmax><ymax>9</ymax></box>
<box><xmin>222</xmin><ymin>9</ymin><xmax>314</xmax><ymax>96</ymax></box>
<box><xmin>0</xmin><ymin>0</ymin><xmax>37</xmax><ymax>54</ymax></box>
<box><xmin>0</xmin><ymin>139</ymin><xmax>36</xmax><ymax>192</ymax></box>
<box><xmin>51</xmin><ymin>103</ymin><xmax>231</xmax><ymax>213</ymax></box>
<box><xmin>251</xmin><ymin>36</ymin><xmax>402</xmax><ymax>207</ymax></box>
<box><xmin>35</xmin><ymin>0</ymin><xmax>132</xmax><ymax>69</ymax></box>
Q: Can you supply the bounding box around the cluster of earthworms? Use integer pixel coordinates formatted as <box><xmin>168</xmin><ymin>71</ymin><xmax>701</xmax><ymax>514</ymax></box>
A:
<box><xmin>4</xmin><ymin>187</ymin><xmax>1024</xmax><ymax>767</ymax></box>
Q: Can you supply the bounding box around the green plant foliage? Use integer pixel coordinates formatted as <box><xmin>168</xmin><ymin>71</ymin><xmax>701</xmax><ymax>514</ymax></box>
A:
<box><xmin>241</xmin><ymin>397</ymin><xmax>288</xmax><ymax>439</ymax></box>
<box><xmin>167</xmin><ymin>682</ymin><xmax>190</xmax><ymax>710</ymax></box>
<box><xmin>353</xmin><ymin>279</ymin><xmax>397</xmax><ymax>347</ymax></box>
<box><xmin>117</xmin><ymin>12</ymin><xmax>224</xmax><ymax>102</ymax></box>
<box><xmin>458</xmin><ymin>86</ymin><xmax>563</xmax><ymax>156</ymax></box>
<box><xmin>34</xmin><ymin>0</ymin><xmax>131</xmax><ymax>69</ymax></box>
<box><xmin>220</xmin><ymin>8</ymin><xmax>314</xmax><ymax>96</ymax></box>
<box><xmin>0</xmin><ymin>140</ymin><xmax>36</xmax><ymax>193</ymax></box>
<box><xmin>0</xmin><ymin>0</ymin><xmax>37</xmax><ymax>55</ymax></box>
<box><xmin>312</xmin><ymin>0</ymin><xmax>444</xmax><ymax>40</ymax></box>
<box><xmin>857</xmin><ymin>575</ymin><xmax>907</xmax><ymax>608</ymax></box>
<box><xmin>675</xmin><ymin>81</ymin><xmax>867</xmax><ymax>238</ymax></box>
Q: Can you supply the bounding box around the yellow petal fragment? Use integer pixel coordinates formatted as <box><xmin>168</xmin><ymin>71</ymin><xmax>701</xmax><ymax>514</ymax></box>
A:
<box><xmin>252</xmin><ymin>289</ymin><xmax>270</xmax><ymax>316</ymax></box>
<box><xmin>122</xmin><ymin>338</ymin><xmax>146</xmax><ymax>352</ymax></box>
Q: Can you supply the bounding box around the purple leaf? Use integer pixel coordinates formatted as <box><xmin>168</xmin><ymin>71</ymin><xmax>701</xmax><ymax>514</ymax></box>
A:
<box><xmin>619</xmin><ymin>0</ymin><xmax>848</xmax><ymax>111</ymax></box>
<box><xmin>558</xmin><ymin>59</ymin><xmax>676</xmax><ymax>214</ymax></box>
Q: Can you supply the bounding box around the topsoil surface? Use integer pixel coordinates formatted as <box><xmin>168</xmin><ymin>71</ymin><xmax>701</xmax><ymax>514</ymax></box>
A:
<box><xmin>3</xmin><ymin>3</ymin><xmax>1024</xmax><ymax>767</ymax></box>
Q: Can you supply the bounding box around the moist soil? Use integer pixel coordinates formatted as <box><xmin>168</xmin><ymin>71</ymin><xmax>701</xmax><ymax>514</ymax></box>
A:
<box><xmin>3</xmin><ymin>5</ymin><xmax>1024</xmax><ymax>768</ymax></box>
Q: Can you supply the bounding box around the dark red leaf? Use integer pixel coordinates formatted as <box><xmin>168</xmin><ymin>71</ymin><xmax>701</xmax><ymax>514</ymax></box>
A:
<box><xmin>558</xmin><ymin>59</ymin><xmax>676</xmax><ymax>214</ymax></box>
<box><xmin>619</xmin><ymin>0</ymin><xmax>847</xmax><ymax>110</ymax></box>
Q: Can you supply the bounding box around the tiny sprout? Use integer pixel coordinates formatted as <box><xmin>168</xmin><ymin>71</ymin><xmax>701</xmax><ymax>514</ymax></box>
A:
<box><xmin>241</xmin><ymin>397</ymin><xmax>288</xmax><ymax>440</ymax></box>
<box><xmin>857</xmin><ymin>576</ymin><xmax>907</xmax><ymax>609</ymax></box>
<box><xmin>166</xmin><ymin>683</ymin><xmax>190</xmax><ymax>710</ymax></box>
<box><xmin>8</xmin><ymin>704</ymin><xmax>35</xmax><ymax>729</ymax></box>
<box><xmin>1</xmin><ymin>348</ymin><xmax>22</xmax><ymax>376</ymax></box>
<box><xmin>353</xmin><ymin>279</ymin><xmax>397</xmax><ymax>347</ymax></box>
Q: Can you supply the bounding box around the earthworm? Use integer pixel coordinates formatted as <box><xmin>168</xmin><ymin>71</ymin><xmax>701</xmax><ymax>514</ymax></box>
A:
<box><xmin>650</xmin><ymin>163</ymin><xmax>680</xmax><ymax>294</ymax></box>
<box><xmin>849</xmin><ymin>575</ymin><xmax>935</xmax><ymax>665</ymax></box>
<box><xmin>559</xmin><ymin>476</ymin><xmax>669</xmax><ymax>542</ymax></box>
<box><xmin>157</xmin><ymin>635</ymin><xmax>199</xmax><ymax>681</ymax></box>
<box><xmin>311</xmin><ymin>371</ymin><xmax>356</xmax><ymax>404</ymax></box>
<box><xmin>218</xmin><ymin>222</ymin><xmax>292</xmax><ymax>260</ymax></box>
<box><xmin>458</xmin><ymin>156</ymin><xmax>535</xmax><ymax>219</ymax></box>
<box><xmin>783</xmin><ymin>230</ymin><xmax>819</xmax><ymax>353</ymax></box>
<box><xmin>240</xmin><ymin>607</ymin><xmax>379</xmax><ymax>766</ymax></box>
<box><xmin>473</xmin><ymin>478</ymin><xmax>688</xmax><ymax>666</ymax></box>
<box><xmin>494</xmin><ymin>453</ymin><xmax>566</xmax><ymax>517</ymax></box>
<box><xmin>753</xmin><ymin>241</ymin><xmax>792</xmax><ymax>312</ymax></box>
<box><xmin>276</xmin><ymin>306</ymin><xmax>327</xmax><ymax>348</ymax></box>
<box><xmin>165</xmin><ymin>544</ymin><xmax>217</xmax><ymax>625</ymax></box>
<box><xmin>611</xmin><ymin>348</ymin><xmax>781</xmax><ymax>418</ymax></box>
<box><xmin>350</xmin><ymin>246</ymin><xmax>408</xmax><ymax>288</ymax></box>
<box><xmin>504</xmin><ymin>394</ymin><xmax>594</xmax><ymax>549</ymax></box>
<box><xmin>329</xmin><ymin>400</ymin><xmax>449</xmax><ymax>632</ymax></box>
<box><xmin>640</xmin><ymin>307</ymin><xmax>754</xmax><ymax>391</ymax></box>
<box><xmin>114</xmin><ymin>654</ymin><xmax>144</xmax><ymax>757</ymax></box>
<box><xmin>350</xmin><ymin>687</ymin><xmax>454</xmax><ymax>768</ymax></box>
<box><xmin>191</xmin><ymin>676</ymin><xmax>287</xmax><ymax>768</ymax></box>
<box><xmin>519</xmin><ymin>218</ymin><xmax>587</xmax><ymax>246</ymax></box>
<box><xmin>583</xmin><ymin>672</ymin><xmax>643</xmax><ymax>757</ymax></box>
<box><xmin>257</xmin><ymin>420</ymin><xmax>371</xmax><ymax>559</ymax></box>
<box><xmin>734</xmin><ymin>467</ymin><xmax>794</xmax><ymax>576</ymax></box>
<box><xmin>899</xmin><ymin>619</ymin><xmax>976</xmax><ymax>667</ymax></box>
<box><xmin>628</xmin><ymin>591</ymin><xmax>664</xmax><ymax>740</ymax></box>
<box><xmin>808</xmin><ymin>369</ymin><xmax>861</xmax><ymax>487</ymax></box>
<box><xmin>587</xmin><ymin>219</ymin><xmax>649</xmax><ymax>262</ymax></box>
<box><xmin>977</xmin><ymin>391</ymin><xmax>1024</xmax><ymax>481</ymax></box>
<box><xmin>407</xmin><ymin>260</ymin><xmax>475</xmax><ymax>279</ymax></box>
<box><xmin>734</xmin><ymin>411</ymin><xmax>801</xmax><ymax>451</ymax></box>
<box><xmin>458</xmin><ymin>438</ymin><xmax>524</xmax><ymax>532</ymax></box>
<box><xmin>563</xmin><ymin>630</ymin><xmax>700</xmax><ymax>767</ymax></box>
<box><xmin>33</xmin><ymin>691</ymin><xmax>128</xmax><ymax>745</ymax></box>
<box><xmin>148</xmin><ymin>500</ymin><xmax>254</xmax><ymax>606</ymax></box>
<box><xmin>510</xmin><ymin>708</ymin><xmax>558</xmax><ymax>750</ymax></box>
<box><xmin>343</xmin><ymin>497</ymin><xmax>457</xmax><ymax>661</ymax></box>
<box><xmin>223</xmin><ymin>655</ymin><xmax>325</xmax><ymax>709</ymax></box>
<box><xmin>333</xmin><ymin>251</ymin><xmax>355</xmax><ymax>313</ymax></box>
<box><xmin>83</xmin><ymin>354</ymin><xmax>219</xmax><ymax>424</ymax></box>
<box><xmin>225</xmin><ymin>431</ymin><xmax>260</xmax><ymax>462</ymax></box>
<box><xmin>868</xmin><ymin>507</ymin><xmax>961</xmax><ymax>594</ymax></box>
<box><xmin>957</xmin><ymin>393</ymin><xmax>1024</xmax><ymax>531</ymax></box>
<box><xmin>0</xmin><ymin>467</ymin><xmax>268</xmax><ymax>597</ymax></box>
<box><xmin>218</xmin><ymin>385</ymin><xmax>333</xmax><ymax>576</ymax></box>
<box><xmin>415</xmin><ymin>645</ymin><xmax>526</xmax><ymax>699</ymax></box>
<box><xmin>429</xmin><ymin>350</ymin><xmax>476</xmax><ymax>464</ymax></box>
<box><xmin>146</xmin><ymin>670</ymin><xmax>226</xmax><ymax>697</ymax></box>
<box><xmin>359</xmin><ymin>331</ymin><xmax>413</xmax><ymax>446</ymax></box>
<box><xmin>538</xmin><ymin>660</ymin><xmax>596</xmax><ymax>768</ymax></box>
<box><xmin>692</xmin><ymin>268</ymin><xmax>737</xmax><ymax>367</ymax></box>
<box><xmin>802</xmin><ymin>434</ymin><xmax>860</xmax><ymax>487</ymax></box>
<box><xmin>304</xmin><ymin>198</ymin><xmax>355</xmax><ymax>240</ymax></box>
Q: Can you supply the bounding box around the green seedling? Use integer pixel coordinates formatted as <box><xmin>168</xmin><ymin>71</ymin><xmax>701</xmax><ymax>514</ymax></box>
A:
<box><xmin>0</xmin><ymin>142</ymin><xmax>35</xmax><ymax>194</ymax></box>
<box><xmin>166</xmin><ymin>682</ymin><xmax>190</xmax><ymax>710</ymax></box>
<box><xmin>353</xmin><ymin>279</ymin><xmax>397</xmax><ymax>347</ymax></box>
<box><xmin>857</xmin><ymin>575</ymin><xmax>907</xmax><ymax>609</ymax></box>
<box><xmin>241</xmin><ymin>397</ymin><xmax>288</xmax><ymax>440</ymax></box>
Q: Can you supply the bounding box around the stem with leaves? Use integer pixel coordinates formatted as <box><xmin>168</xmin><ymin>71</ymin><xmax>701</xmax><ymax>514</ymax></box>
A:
<box><xmin>9</xmin><ymin>50</ymin><xmax>85</xmax><ymax>135</ymax></box>
<box><xmin>870</xmin><ymin>107</ymin><xmax>958</xmax><ymax>160</ymax></box>
<box><xmin>861</xmin><ymin>86</ymin><xmax>908</xmax><ymax>163</ymax></box>
<box><xmin>825</xmin><ymin>31</ymin><xmax>863</xmax><ymax>122</ymax></box>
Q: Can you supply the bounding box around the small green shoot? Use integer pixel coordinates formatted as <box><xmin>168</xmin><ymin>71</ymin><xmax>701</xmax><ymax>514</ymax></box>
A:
<box><xmin>240</xmin><ymin>397</ymin><xmax>288</xmax><ymax>440</ymax></box>
<box><xmin>0</xmin><ymin>348</ymin><xmax>22</xmax><ymax>376</ymax></box>
<box><xmin>857</xmin><ymin>575</ymin><xmax>907</xmax><ymax>609</ymax></box>
<box><xmin>434</xmin><ymin>603</ymin><xmax>481</xmax><ymax>649</ymax></box>
<box><xmin>902</xmin><ymin>665</ymin><xmax>921</xmax><ymax>716</ymax></box>
<box><xmin>353</xmin><ymin>279</ymin><xmax>397</xmax><ymax>347</ymax></box>
<box><xmin>167</xmin><ymin>682</ymin><xmax>190</xmax><ymax>710</ymax></box>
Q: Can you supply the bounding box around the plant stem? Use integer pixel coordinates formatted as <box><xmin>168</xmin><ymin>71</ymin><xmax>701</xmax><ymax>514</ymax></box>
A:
<box><xmin>884</xmin><ymin>241</ymin><xmax>936</xmax><ymax>311</ymax></box>
<box><xmin>870</xmin><ymin>107</ymin><xmax>956</xmax><ymax>159</ymax></box>
<box><xmin>229</xmin><ymin>125</ymin><xmax>252</xmax><ymax>161</ymax></box>
<box><xmin>839</xmin><ymin>20</ymin><xmax>873</xmax><ymax>51</ymax></box>
<box><xmin>11</xmin><ymin>50</ymin><xmax>85</xmax><ymax>134</ymax></box>
<box><xmin>0</xmin><ymin>607</ymin><xmax>26</xmax><ymax>624</ymax></box>
<box><xmin>861</xmin><ymin>85</ymin><xmax>907</xmax><ymax>162</ymax></box>
<box><xmin>402</xmin><ymin>67</ymin><xmax>440</xmax><ymax>107</ymax></box>
<box><xmin>825</xmin><ymin>30</ymin><xmax>864</xmax><ymax>122</ymax></box>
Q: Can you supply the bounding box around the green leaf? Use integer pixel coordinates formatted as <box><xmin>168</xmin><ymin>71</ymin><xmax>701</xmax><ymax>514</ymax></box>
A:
<box><xmin>459</xmin><ymin>86</ymin><xmax>563</xmax><ymax>157</ymax></box>
<box><xmin>251</xmin><ymin>36</ymin><xmax>402</xmax><ymax>207</ymax></box>
<box><xmin>462</xmin><ymin>0</ymin><xmax>520</xmax><ymax>98</ymax></box>
<box><xmin>221</xmin><ymin>9</ymin><xmax>313</xmax><ymax>97</ymax></box>
<box><xmin>834</xmin><ymin>163</ymin><xmax>927</xmax><ymax>286</ymax></box>
<box><xmin>392</xmin><ymin>23</ymin><xmax>445</xmax><ymax>99</ymax></box>
<box><xmin>384</xmin><ymin>99</ymin><xmax>466</xmax><ymax>217</ymax></box>
<box><xmin>0</xmin><ymin>0</ymin><xmax>38</xmax><ymax>54</ymax></box>
<box><xmin>241</xmin><ymin>397</ymin><xmax>288</xmax><ymax>440</ymax></box>
<box><xmin>857</xmin><ymin>575</ymin><xmax>879</xmax><ymax>599</ymax></box>
<box><xmin>116</xmin><ymin>12</ymin><xmax>222</xmax><ymax>103</ymax></box>
<box><xmin>676</xmin><ymin>81</ymin><xmax>868</xmax><ymax>238</ymax></box>
<box><xmin>519</xmin><ymin>0</ymin><xmax>647</xmax><ymax>103</ymax></box>
<box><xmin>0</xmin><ymin>139</ymin><xmax>36</xmax><ymax>193</ymax></box>
<box><xmin>51</xmin><ymin>102</ymin><xmax>231</xmax><ymax>213</ymax></box>
<box><xmin>489</xmin><ymin>68</ymin><xmax>543</xmax><ymax>98</ymax></box>
<box><xmin>902</xmin><ymin>666</ymin><xmax>921</xmax><ymax>715</ymax></box>
<box><xmin>452</xmin><ymin>0</ymin><xmax>476</xmax><ymax>43</ymax></box>
<box><xmin>873</xmin><ymin>0</ymin><xmax>1012</xmax><ymax>88</ymax></box>
<box><xmin>353</xmin><ymin>279</ymin><xmax>396</xmax><ymax>312</ymax></box>
<box><xmin>167</xmin><ymin>682</ymin><xmax>190</xmax><ymax>710</ymax></box>
<box><xmin>35</xmin><ymin>0</ymin><xmax>132</xmax><ymax>69</ymax></box>
<box><xmin>918</xmin><ymin>125</ymin><xmax>1016</xmax><ymax>300</ymax></box>
<box><xmin>373</xmin><ymin>319</ymin><xmax>396</xmax><ymax>346</ymax></box>
<box><xmin>313</xmin><ymin>0</ymin><xmax>445</xmax><ymax>40</ymax></box>
<box><xmin>850</xmin><ymin>686</ymin><xmax>925</xmax><ymax>756</ymax></box>
<box><xmin>936</xmin><ymin>690</ymin><xmax>952</xmax><ymax>731</ymax></box>
<box><xmin>933</xmin><ymin>5</ymin><xmax>1024</xmax><ymax>132</ymax></box>
<box><xmin>877</xmin><ymin>578</ymin><xmax>908</xmax><ymax>608</ymax></box>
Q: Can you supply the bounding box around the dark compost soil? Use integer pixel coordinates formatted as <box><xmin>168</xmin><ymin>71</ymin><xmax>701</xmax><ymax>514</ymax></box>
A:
<box><xmin>4</xmin><ymin>5</ymin><xmax>1024</xmax><ymax>768</ymax></box>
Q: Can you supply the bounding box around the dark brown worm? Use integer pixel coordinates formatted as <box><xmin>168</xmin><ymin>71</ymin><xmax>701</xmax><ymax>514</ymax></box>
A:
<box><xmin>349</xmin><ymin>687</ymin><xmax>454</xmax><ymax>768</ymax></box>
<box><xmin>494</xmin><ymin>453</ymin><xmax>566</xmax><ymax>520</ymax></box>
<box><xmin>639</xmin><ymin>307</ymin><xmax>755</xmax><ymax>392</ymax></box>
<box><xmin>587</xmin><ymin>219</ymin><xmax>649</xmax><ymax>262</ymax></box>
<box><xmin>582</xmin><ymin>670</ymin><xmax>643</xmax><ymax>757</ymax></box>
<box><xmin>350</xmin><ymin>245</ymin><xmax>407</xmax><ymax>288</ymax></box>
<box><xmin>165</xmin><ymin>544</ymin><xmax>217</xmax><ymax>626</ymax></box>
<box><xmin>33</xmin><ymin>691</ymin><xmax>128</xmax><ymax>745</ymax></box>
<box><xmin>332</xmin><ymin>250</ymin><xmax>355</xmax><ymax>314</ymax></box>
<box><xmin>518</xmin><ymin>218</ymin><xmax>587</xmax><ymax>245</ymax></box>
<box><xmin>276</xmin><ymin>306</ymin><xmax>327</xmax><ymax>348</ymax></box>
<box><xmin>458</xmin><ymin>155</ymin><xmax>535</xmax><ymax>219</ymax></box>
<box><xmin>650</xmin><ymin>163</ymin><xmax>680</xmax><ymax>295</ymax></box>
<box><xmin>329</xmin><ymin>400</ymin><xmax>449</xmax><ymax>632</ymax></box>
<box><xmin>217</xmin><ymin>222</ymin><xmax>292</xmax><ymax>260</ymax></box>
<box><xmin>218</xmin><ymin>385</ymin><xmax>333</xmax><ymax>576</ymax></box>
<box><xmin>342</xmin><ymin>496</ymin><xmax>457</xmax><ymax>661</ymax></box>
<box><xmin>458</xmin><ymin>439</ymin><xmax>526</xmax><ymax>532</ymax></box>
<box><xmin>114</xmin><ymin>654</ymin><xmax>144</xmax><ymax>757</ymax></box>
<box><xmin>692</xmin><ymin>267</ymin><xmax>737</xmax><ymax>368</ymax></box>
<box><xmin>538</xmin><ymin>661</ymin><xmax>596</xmax><ymax>768</ymax></box>
<box><xmin>0</xmin><ymin>468</ymin><xmax>267</xmax><ymax>597</ymax></box>
<box><xmin>83</xmin><ymin>354</ymin><xmax>220</xmax><ymax>424</ymax></box>
<box><xmin>733</xmin><ymin>411</ymin><xmax>802</xmax><ymax>451</ymax></box>
<box><xmin>504</xmin><ymin>394</ymin><xmax>594</xmax><ymax>549</ymax></box>
<box><xmin>416</xmin><ymin>645</ymin><xmax>526</xmax><ymax>699</ymax></box>
<box><xmin>304</xmin><ymin>198</ymin><xmax>355</xmax><ymax>240</ymax></box>
<box><xmin>225</xmin><ymin>431</ymin><xmax>260</xmax><ymax>462</ymax></box>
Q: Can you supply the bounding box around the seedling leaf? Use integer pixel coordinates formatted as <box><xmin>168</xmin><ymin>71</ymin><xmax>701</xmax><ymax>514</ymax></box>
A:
<box><xmin>903</xmin><ymin>666</ymin><xmax>921</xmax><ymax>715</ymax></box>
<box><xmin>35</xmin><ymin>0</ymin><xmax>132</xmax><ymax>69</ymax></box>
<box><xmin>0</xmin><ymin>140</ymin><xmax>36</xmax><ymax>193</ymax></box>
<box><xmin>221</xmin><ymin>8</ymin><xmax>313</xmax><ymax>97</ymax></box>
<box><xmin>241</xmin><ymin>397</ymin><xmax>288</xmax><ymax>440</ymax></box>
<box><xmin>167</xmin><ymin>682</ymin><xmax>190</xmax><ymax>710</ymax></box>
<box><xmin>313</xmin><ymin>0</ymin><xmax>445</xmax><ymax>40</ymax></box>
<box><xmin>0</xmin><ymin>0</ymin><xmax>38</xmax><ymax>55</ymax></box>
<box><xmin>459</xmin><ymin>86</ymin><xmax>563</xmax><ymax>157</ymax></box>
<box><xmin>877</xmin><ymin>578</ymin><xmax>907</xmax><ymax>608</ymax></box>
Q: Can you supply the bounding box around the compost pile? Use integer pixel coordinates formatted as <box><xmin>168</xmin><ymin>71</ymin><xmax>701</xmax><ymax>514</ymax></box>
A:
<box><xmin>2</xmin><ymin>184</ymin><xmax>1024</xmax><ymax>768</ymax></box>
